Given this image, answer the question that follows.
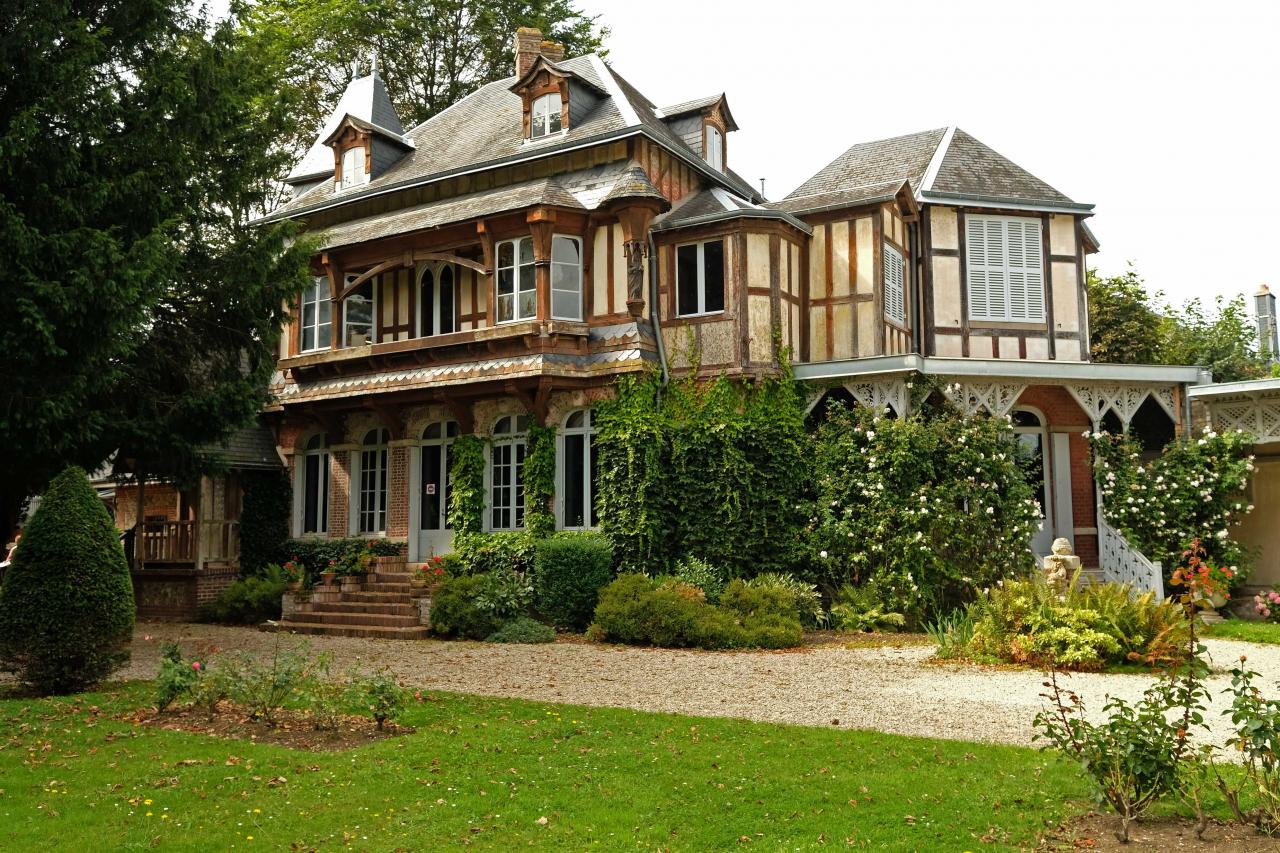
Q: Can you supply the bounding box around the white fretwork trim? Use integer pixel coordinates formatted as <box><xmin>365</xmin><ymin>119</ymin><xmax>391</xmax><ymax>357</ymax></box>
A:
<box><xmin>1207</xmin><ymin>396</ymin><xmax>1280</xmax><ymax>443</ymax></box>
<box><xmin>845</xmin><ymin>379</ymin><xmax>911</xmax><ymax>417</ymax></box>
<box><xmin>1064</xmin><ymin>383</ymin><xmax>1176</xmax><ymax>431</ymax></box>
<box><xmin>1099</xmin><ymin>511</ymin><xmax>1164</xmax><ymax>598</ymax></box>
<box><xmin>941</xmin><ymin>380</ymin><xmax>1026</xmax><ymax>418</ymax></box>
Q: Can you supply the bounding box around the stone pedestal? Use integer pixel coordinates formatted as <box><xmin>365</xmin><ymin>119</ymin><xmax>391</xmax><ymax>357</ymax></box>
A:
<box><xmin>1042</xmin><ymin>538</ymin><xmax>1081</xmax><ymax>594</ymax></box>
<box><xmin>416</xmin><ymin>596</ymin><xmax>433</xmax><ymax>628</ymax></box>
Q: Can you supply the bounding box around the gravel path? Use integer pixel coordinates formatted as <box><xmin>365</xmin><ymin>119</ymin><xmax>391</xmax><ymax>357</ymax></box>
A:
<box><xmin>121</xmin><ymin>622</ymin><xmax>1280</xmax><ymax>749</ymax></box>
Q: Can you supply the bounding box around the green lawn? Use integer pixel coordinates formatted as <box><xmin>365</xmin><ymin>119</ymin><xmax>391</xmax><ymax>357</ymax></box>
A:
<box><xmin>0</xmin><ymin>681</ymin><xmax>1092</xmax><ymax>851</ymax></box>
<box><xmin>1204</xmin><ymin>619</ymin><xmax>1280</xmax><ymax>645</ymax></box>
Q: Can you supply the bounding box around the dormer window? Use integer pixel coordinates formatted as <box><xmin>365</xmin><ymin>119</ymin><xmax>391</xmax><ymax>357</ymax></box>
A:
<box><xmin>705</xmin><ymin>125</ymin><xmax>724</xmax><ymax>171</ymax></box>
<box><xmin>531</xmin><ymin>92</ymin><xmax>563</xmax><ymax>139</ymax></box>
<box><xmin>340</xmin><ymin>145</ymin><xmax>367</xmax><ymax>190</ymax></box>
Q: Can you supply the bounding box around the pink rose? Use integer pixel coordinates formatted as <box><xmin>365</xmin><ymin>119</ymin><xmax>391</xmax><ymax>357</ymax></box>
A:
<box><xmin>191</xmin><ymin>661</ymin><xmax>202</xmax><ymax>671</ymax></box>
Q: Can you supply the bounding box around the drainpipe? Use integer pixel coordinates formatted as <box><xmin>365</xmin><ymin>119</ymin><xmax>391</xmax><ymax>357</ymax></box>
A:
<box><xmin>648</xmin><ymin>235</ymin><xmax>669</xmax><ymax>388</ymax></box>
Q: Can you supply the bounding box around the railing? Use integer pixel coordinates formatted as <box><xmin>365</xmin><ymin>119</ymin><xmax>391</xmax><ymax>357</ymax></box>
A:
<box><xmin>203</xmin><ymin>520</ymin><xmax>240</xmax><ymax>564</ymax></box>
<box><xmin>138</xmin><ymin>520</ymin><xmax>196</xmax><ymax>564</ymax></box>
<box><xmin>1098</xmin><ymin>512</ymin><xmax>1164</xmax><ymax>598</ymax></box>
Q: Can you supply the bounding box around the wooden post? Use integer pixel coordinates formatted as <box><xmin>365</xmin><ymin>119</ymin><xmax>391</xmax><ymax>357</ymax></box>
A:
<box><xmin>134</xmin><ymin>471</ymin><xmax>146</xmax><ymax>570</ymax></box>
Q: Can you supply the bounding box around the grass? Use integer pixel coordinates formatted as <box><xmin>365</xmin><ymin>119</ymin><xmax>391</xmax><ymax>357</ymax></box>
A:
<box><xmin>1203</xmin><ymin>618</ymin><xmax>1280</xmax><ymax>645</ymax></box>
<box><xmin>0</xmin><ymin>681</ymin><xmax>1092</xmax><ymax>851</ymax></box>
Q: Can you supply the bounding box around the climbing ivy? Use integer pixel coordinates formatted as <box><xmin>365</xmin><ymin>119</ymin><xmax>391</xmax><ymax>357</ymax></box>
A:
<box><xmin>524</xmin><ymin>422</ymin><xmax>556</xmax><ymax>538</ymax></box>
<box><xmin>447</xmin><ymin>433</ymin><xmax>486</xmax><ymax>536</ymax></box>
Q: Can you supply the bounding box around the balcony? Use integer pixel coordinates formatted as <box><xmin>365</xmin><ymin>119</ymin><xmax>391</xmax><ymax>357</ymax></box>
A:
<box><xmin>133</xmin><ymin>519</ymin><xmax>240</xmax><ymax>569</ymax></box>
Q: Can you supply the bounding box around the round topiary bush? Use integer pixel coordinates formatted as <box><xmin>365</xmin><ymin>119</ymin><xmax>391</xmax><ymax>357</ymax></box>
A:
<box><xmin>532</xmin><ymin>533</ymin><xmax>614</xmax><ymax>630</ymax></box>
<box><xmin>0</xmin><ymin>466</ymin><xmax>136</xmax><ymax>694</ymax></box>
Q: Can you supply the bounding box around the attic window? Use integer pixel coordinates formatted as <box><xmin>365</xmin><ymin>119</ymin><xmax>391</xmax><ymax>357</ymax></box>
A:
<box><xmin>531</xmin><ymin>92</ymin><xmax>563</xmax><ymax>139</ymax></box>
<box><xmin>340</xmin><ymin>146</ymin><xmax>367</xmax><ymax>189</ymax></box>
<box><xmin>705</xmin><ymin>125</ymin><xmax>724</xmax><ymax>171</ymax></box>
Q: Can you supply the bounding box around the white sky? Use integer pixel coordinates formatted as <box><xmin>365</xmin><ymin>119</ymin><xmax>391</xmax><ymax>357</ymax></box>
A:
<box><xmin>587</xmin><ymin>0</ymin><xmax>1280</xmax><ymax>307</ymax></box>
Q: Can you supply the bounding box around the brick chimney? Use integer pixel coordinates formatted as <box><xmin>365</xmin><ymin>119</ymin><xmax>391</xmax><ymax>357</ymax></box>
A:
<box><xmin>515</xmin><ymin>27</ymin><xmax>543</xmax><ymax>77</ymax></box>
<box><xmin>540</xmin><ymin>39</ymin><xmax>565</xmax><ymax>63</ymax></box>
<box><xmin>1257</xmin><ymin>284</ymin><xmax>1278</xmax><ymax>365</ymax></box>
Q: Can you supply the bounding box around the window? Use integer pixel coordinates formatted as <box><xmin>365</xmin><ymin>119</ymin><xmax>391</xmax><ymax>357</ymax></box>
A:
<box><xmin>490</xmin><ymin>415</ymin><xmax>528</xmax><ymax>530</ymax></box>
<box><xmin>705</xmin><ymin>125</ymin><xmax>724</xmax><ymax>171</ymax></box>
<box><xmin>344</xmin><ymin>275</ymin><xmax>374</xmax><ymax>346</ymax></box>
<box><xmin>340</xmin><ymin>145</ymin><xmax>366</xmax><ymax>190</ymax></box>
<box><xmin>301</xmin><ymin>278</ymin><xmax>332</xmax><ymax>352</ymax></box>
<box><xmin>560</xmin><ymin>409</ymin><xmax>598</xmax><ymax>529</ymax></box>
<box><xmin>420</xmin><ymin>421</ymin><xmax>458</xmax><ymax>532</ymax></box>
<box><xmin>531</xmin><ymin>92</ymin><xmax>563</xmax><ymax>139</ymax></box>
<box><xmin>358</xmin><ymin>428</ymin><xmax>389</xmax><ymax>534</ymax></box>
<box><xmin>675</xmin><ymin>239</ymin><xmax>725</xmax><ymax>317</ymax></box>
<box><xmin>496</xmin><ymin>237</ymin><xmax>536</xmax><ymax>322</ymax></box>
<box><xmin>883</xmin><ymin>243</ymin><xmax>906</xmax><ymax>325</ymax></box>
<box><xmin>301</xmin><ymin>434</ymin><xmax>329</xmax><ymax>534</ymax></box>
<box><xmin>550</xmin><ymin>235</ymin><xmax>582</xmax><ymax>320</ymax></box>
<box><xmin>419</xmin><ymin>265</ymin><xmax>456</xmax><ymax>337</ymax></box>
<box><xmin>965</xmin><ymin>214</ymin><xmax>1045</xmax><ymax>322</ymax></box>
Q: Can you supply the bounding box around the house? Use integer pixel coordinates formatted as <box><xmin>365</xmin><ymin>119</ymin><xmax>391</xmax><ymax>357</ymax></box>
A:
<box><xmin>261</xmin><ymin>28</ymin><xmax>1201</xmax><ymax>583</ymax></box>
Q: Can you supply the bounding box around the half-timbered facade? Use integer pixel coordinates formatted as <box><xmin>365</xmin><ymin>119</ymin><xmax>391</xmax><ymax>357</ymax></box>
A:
<box><xmin>262</xmin><ymin>28</ymin><xmax>1200</xmax><ymax>568</ymax></box>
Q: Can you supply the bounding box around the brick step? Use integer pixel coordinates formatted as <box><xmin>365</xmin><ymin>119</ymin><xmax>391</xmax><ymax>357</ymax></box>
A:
<box><xmin>300</xmin><ymin>611</ymin><xmax>421</xmax><ymax>628</ymax></box>
<box><xmin>310</xmin><ymin>600</ymin><xmax>417</xmax><ymax>616</ymax></box>
<box><xmin>367</xmin><ymin>571</ymin><xmax>413</xmax><ymax>584</ymax></box>
<box><xmin>341</xmin><ymin>590</ymin><xmax>413</xmax><ymax>603</ymax></box>
<box><xmin>275</xmin><ymin>621</ymin><xmax>429</xmax><ymax>640</ymax></box>
<box><xmin>361</xmin><ymin>581</ymin><xmax>412</xmax><ymax>594</ymax></box>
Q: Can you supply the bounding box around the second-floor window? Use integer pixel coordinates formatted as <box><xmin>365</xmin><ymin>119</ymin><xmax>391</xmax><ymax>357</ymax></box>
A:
<box><xmin>419</xmin><ymin>265</ymin><xmax>456</xmax><ymax>337</ymax></box>
<box><xmin>965</xmin><ymin>214</ymin><xmax>1045</xmax><ymax>323</ymax></box>
<box><xmin>531</xmin><ymin>92</ymin><xmax>563</xmax><ymax>139</ymax></box>
<box><xmin>340</xmin><ymin>145</ymin><xmax>367</xmax><ymax>190</ymax></box>
<box><xmin>345</xmin><ymin>275</ymin><xmax>374</xmax><ymax>346</ymax></box>
<box><xmin>705</xmin><ymin>125</ymin><xmax>724</xmax><ymax>171</ymax></box>
<box><xmin>497</xmin><ymin>237</ymin><xmax>536</xmax><ymax>322</ymax></box>
<box><xmin>301</xmin><ymin>278</ymin><xmax>332</xmax><ymax>351</ymax></box>
<box><xmin>676</xmin><ymin>239</ymin><xmax>725</xmax><ymax>317</ymax></box>
<box><xmin>550</xmin><ymin>235</ymin><xmax>582</xmax><ymax>320</ymax></box>
<box><xmin>883</xmin><ymin>243</ymin><xmax>906</xmax><ymax>325</ymax></box>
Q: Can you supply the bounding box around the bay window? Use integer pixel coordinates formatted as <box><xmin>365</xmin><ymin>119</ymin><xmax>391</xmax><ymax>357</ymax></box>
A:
<box><xmin>675</xmin><ymin>239</ymin><xmax>725</xmax><ymax>317</ymax></box>
<box><xmin>550</xmin><ymin>235</ymin><xmax>583</xmax><ymax>320</ymax></box>
<box><xmin>496</xmin><ymin>237</ymin><xmax>536</xmax><ymax>322</ymax></box>
<box><xmin>883</xmin><ymin>243</ymin><xmax>906</xmax><ymax>325</ymax></box>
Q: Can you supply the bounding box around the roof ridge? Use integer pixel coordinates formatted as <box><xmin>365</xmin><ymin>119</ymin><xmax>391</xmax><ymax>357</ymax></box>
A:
<box><xmin>918</xmin><ymin>125</ymin><xmax>956</xmax><ymax>194</ymax></box>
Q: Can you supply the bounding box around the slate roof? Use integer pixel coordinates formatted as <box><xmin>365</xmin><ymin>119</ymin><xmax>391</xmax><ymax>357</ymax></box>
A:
<box><xmin>269</xmin><ymin>54</ymin><xmax>759</xmax><ymax>223</ymax></box>
<box><xmin>652</xmin><ymin>187</ymin><xmax>810</xmax><ymax>234</ymax></box>
<box><xmin>656</xmin><ymin>93</ymin><xmax>738</xmax><ymax>132</ymax></box>
<box><xmin>781</xmin><ymin>127</ymin><xmax>1090</xmax><ymax>214</ymax></box>
<box><xmin>287</xmin><ymin>70</ymin><xmax>409</xmax><ymax>184</ymax></box>
<box><xmin>207</xmin><ymin>424</ymin><xmax>281</xmax><ymax>470</ymax></box>
<box><xmin>599</xmin><ymin>162</ymin><xmax>667</xmax><ymax>207</ymax></box>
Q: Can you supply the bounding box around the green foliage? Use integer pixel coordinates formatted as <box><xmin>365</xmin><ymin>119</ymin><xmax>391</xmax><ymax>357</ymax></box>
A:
<box><xmin>238</xmin><ymin>471</ymin><xmax>292</xmax><ymax>574</ymax></box>
<box><xmin>196</xmin><ymin>565</ymin><xmax>288</xmax><ymax>624</ymax></box>
<box><xmin>474</xmin><ymin>568</ymin><xmax>534</xmax><ymax>620</ymax></box>
<box><xmin>274</xmin><ymin>537</ymin><xmax>400</xmax><ymax>583</ymax></box>
<box><xmin>829</xmin><ymin>583</ymin><xmax>906</xmax><ymax>633</ymax></box>
<box><xmin>155</xmin><ymin>643</ymin><xmax>200</xmax><ymax>712</ymax></box>
<box><xmin>742</xmin><ymin>572</ymin><xmax>826</xmax><ymax>628</ymax></box>
<box><xmin>967</xmin><ymin>577</ymin><xmax>1187</xmax><ymax>670</ymax></box>
<box><xmin>673</xmin><ymin>556</ymin><xmax>727</xmax><ymax>604</ymax></box>
<box><xmin>811</xmin><ymin>404</ymin><xmax>1039</xmax><ymax>624</ymax></box>
<box><xmin>595</xmin><ymin>369</ymin><xmax>810</xmax><ymax>577</ymax></box>
<box><xmin>524</xmin><ymin>423</ymin><xmax>557</xmax><ymax>538</ymax></box>
<box><xmin>1086</xmin><ymin>267</ymin><xmax>1165</xmax><ymax>365</ymax></box>
<box><xmin>589</xmin><ymin>574</ymin><xmax>803</xmax><ymax>650</ymax></box>
<box><xmin>486</xmin><ymin>616</ymin><xmax>556</xmax><ymax>644</ymax></box>
<box><xmin>429</xmin><ymin>575</ymin><xmax>504</xmax><ymax>640</ymax></box>
<box><xmin>446</xmin><ymin>434</ymin><xmax>486</xmax><ymax>536</ymax></box>
<box><xmin>1214</xmin><ymin>663</ymin><xmax>1280</xmax><ymax>831</ymax></box>
<box><xmin>926</xmin><ymin>610</ymin><xmax>975</xmax><ymax>659</ymax></box>
<box><xmin>1091</xmin><ymin>427</ymin><xmax>1255</xmax><ymax>585</ymax></box>
<box><xmin>0</xmin><ymin>466</ymin><xmax>135</xmax><ymax>694</ymax></box>
<box><xmin>354</xmin><ymin>670</ymin><xmax>408</xmax><ymax>730</ymax></box>
<box><xmin>532</xmin><ymin>533</ymin><xmax>614</xmax><ymax>629</ymax></box>
<box><xmin>220</xmin><ymin>641</ymin><xmax>313</xmax><ymax>725</ymax></box>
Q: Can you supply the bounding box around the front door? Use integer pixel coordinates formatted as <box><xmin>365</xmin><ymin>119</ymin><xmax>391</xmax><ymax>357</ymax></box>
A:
<box><xmin>1012</xmin><ymin>407</ymin><xmax>1055</xmax><ymax>554</ymax></box>
<box><xmin>417</xmin><ymin>421</ymin><xmax>458</xmax><ymax>557</ymax></box>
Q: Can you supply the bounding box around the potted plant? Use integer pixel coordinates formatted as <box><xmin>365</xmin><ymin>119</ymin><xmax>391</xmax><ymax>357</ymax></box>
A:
<box><xmin>319</xmin><ymin>558</ymin><xmax>338</xmax><ymax>587</ymax></box>
<box><xmin>282</xmin><ymin>557</ymin><xmax>305</xmax><ymax>592</ymax></box>
<box><xmin>411</xmin><ymin>555</ymin><xmax>448</xmax><ymax>595</ymax></box>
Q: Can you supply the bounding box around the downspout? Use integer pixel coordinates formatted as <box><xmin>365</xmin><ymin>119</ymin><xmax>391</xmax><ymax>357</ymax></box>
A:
<box><xmin>648</xmin><ymin>235</ymin><xmax>669</xmax><ymax>388</ymax></box>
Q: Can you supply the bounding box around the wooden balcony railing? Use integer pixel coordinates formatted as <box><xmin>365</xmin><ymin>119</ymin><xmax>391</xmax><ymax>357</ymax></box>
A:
<box><xmin>134</xmin><ymin>519</ymin><xmax>240</xmax><ymax>568</ymax></box>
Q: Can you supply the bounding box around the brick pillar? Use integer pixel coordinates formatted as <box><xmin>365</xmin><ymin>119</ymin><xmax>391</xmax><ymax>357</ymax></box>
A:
<box><xmin>387</xmin><ymin>441</ymin><xmax>413</xmax><ymax>540</ymax></box>
<box><xmin>329</xmin><ymin>447</ymin><xmax>353</xmax><ymax>538</ymax></box>
<box><xmin>1069</xmin><ymin>431</ymin><xmax>1099</xmax><ymax>566</ymax></box>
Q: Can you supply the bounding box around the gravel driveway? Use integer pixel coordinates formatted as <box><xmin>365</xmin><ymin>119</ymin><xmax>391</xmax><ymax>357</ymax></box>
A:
<box><xmin>120</xmin><ymin>622</ymin><xmax>1280</xmax><ymax>749</ymax></box>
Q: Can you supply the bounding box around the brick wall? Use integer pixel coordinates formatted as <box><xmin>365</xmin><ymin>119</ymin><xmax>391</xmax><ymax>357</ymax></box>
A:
<box><xmin>329</xmin><ymin>450</ymin><xmax>350</xmax><ymax>537</ymax></box>
<box><xmin>132</xmin><ymin>569</ymin><xmax>198</xmax><ymax>620</ymax></box>
<box><xmin>195</xmin><ymin>564</ymin><xmax>239</xmax><ymax>606</ymax></box>
<box><xmin>387</xmin><ymin>445</ymin><xmax>411</xmax><ymax>538</ymax></box>
<box><xmin>114</xmin><ymin>483</ymin><xmax>181</xmax><ymax>529</ymax></box>
<box><xmin>1016</xmin><ymin>385</ymin><xmax>1098</xmax><ymax>565</ymax></box>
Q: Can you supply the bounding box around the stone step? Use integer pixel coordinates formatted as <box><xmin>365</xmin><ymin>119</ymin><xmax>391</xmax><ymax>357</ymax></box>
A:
<box><xmin>341</xmin><ymin>590</ymin><xmax>412</xmax><ymax>603</ymax></box>
<box><xmin>310</xmin><ymin>600</ymin><xmax>417</xmax><ymax>617</ymax></box>
<box><xmin>301</xmin><ymin>610</ymin><xmax>421</xmax><ymax>628</ymax></box>
<box><xmin>366</xmin><ymin>572</ymin><xmax>413</xmax><ymax>585</ymax></box>
<box><xmin>362</xmin><ymin>581</ymin><xmax>412</xmax><ymax>594</ymax></box>
<box><xmin>275</xmin><ymin>621</ymin><xmax>429</xmax><ymax>640</ymax></box>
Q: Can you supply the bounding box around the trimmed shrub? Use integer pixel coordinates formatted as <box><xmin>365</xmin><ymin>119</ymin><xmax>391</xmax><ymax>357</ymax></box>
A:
<box><xmin>487</xmin><ymin>616</ymin><xmax>556</xmax><ymax>644</ymax></box>
<box><xmin>238</xmin><ymin>471</ymin><xmax>291</xmax><ymax>573</ymax></box>
<box><xmin>197</xmin><ymin>564</ymin><xmax>287</xmax><ymax>624</ymax></box>
<box><xmin>741</xmin><ymin>573</ymin><xmax>826</xmax><ymax>627</ymax></box>
<box><xmin>429</xmin><ymin>574</ymin><xmax>503</xmax><ymax>640</ymax></box>
<box><xmin>453</xmin><ymin>530</ymin><xmax>537</xmax><ymax>575</ymax></box>
<box><xmin>0</xmin><ymin>466</ymin><xmax>135</xmax><ymax>694</ymax></box>
<box><xmin>533</xmin><ymin>533</ymin><xmax>614</xmax><ymax>629</ymax></box>
<box><xmin>673</xmin><ymin>556</ymin><xmax>726</xmax><ymax>603</ymax></box>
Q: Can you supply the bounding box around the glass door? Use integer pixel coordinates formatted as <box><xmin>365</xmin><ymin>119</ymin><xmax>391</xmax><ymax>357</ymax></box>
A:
<box><xmin>417</xmin><ymin>421</ymin><xmax>458</xmax><ymax>556</ymax></box>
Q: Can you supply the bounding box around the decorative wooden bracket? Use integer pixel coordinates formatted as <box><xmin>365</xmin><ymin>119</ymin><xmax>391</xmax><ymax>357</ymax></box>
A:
<box><xmin>338</xmin><ymin>252</ymin><xmax>487</xmax><ymax>301</ymax></box>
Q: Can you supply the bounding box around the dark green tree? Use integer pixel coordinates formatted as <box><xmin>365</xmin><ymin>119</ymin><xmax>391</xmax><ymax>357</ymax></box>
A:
<box><xmin>0</xmin><ymin>466</ymin><xmax>136</xmax><ymax>694</ymax></box>
<box><xmin>240</xmin><ymin>0</ymin><xmax>608</xmax><ymax>155</ymax></box>
<box><xmin>0</xmin><ymin>0</ymin><xmax>312</xmax><ymax>533</ymax></box>
<box><xmin>1158</xmin><ymin>294</ymin><xmax>1268</xmax><ymax>383</ymax></box>
<box><xmin>1086</xmin><ymin>266</ymin><xmax>1164</xmax><ymax>365</ymax></box>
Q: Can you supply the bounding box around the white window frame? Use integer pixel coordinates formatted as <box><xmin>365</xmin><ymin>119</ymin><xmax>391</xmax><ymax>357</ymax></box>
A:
<box><xmin>296</xmin><ymin>434</ymin><xmax>329</xmax><ymax>536</ymax></box>
<box><xmin>339</xmin><ymin>145</ymin><xmax>367</xmax><ymax>191</ymax></box>
<box><xmin>496</xmin><ymin>237</ymin><xmax>536</xmax><ymax>323</ymax></box>
<box><xmin>705</xmin><ymin>124</ymin><xmax>724</xmax><ymax>171</ymax></box>
<box><xmin>550</xmin><ymin>234</ymin><xmax>583</xmax><ymax>321</ymax></box>
<box><xmin>419</xmin><ymin>420</ymin><xmax>458</xmax><ymax>533</ymax></box>
<box><xmin>344</xmin><ymin>273</ymin><xmax>376</xmax><ymax>346</ymax></box>
<box><xmin>487</xmin><ymin>415</ymin><xmax>528</xmax><ymax>531</ymax></box>
<box><xmin>530</xmin><ymin>92</ymin><xmax>563</xmax><ymax>140</ymax></box>
<box><xmin>674</xmin><ymin>238</ymin><xmax>726</xmax><ymax>318</ymax></box>
<box><xmin>356</xmin><ymin>428</ymin><xmax>389</xmax><ymax>535</ymax></box>
<box><xmin>556</xmin><ymin>409</ymin><xmax>598</xmax><ymax>530</ymax></box>
<box><xmin>965</xmin><ymin>214</ymin><xmax>1045</xmax><ymax>323</ymax></box>
<box><xmin>417</xmin><ymin>263</ymin><xmax>456</xmax><ymax>337</ymax></box>
<box><xmin>300</xmin><ymin>278</ymin><xmax>332</xmax><ymax>352</ymax></box>
<box><xmin>883</xmin><ymin>242</ymin><xmax>906</xmax><ymax>325</ymax></box>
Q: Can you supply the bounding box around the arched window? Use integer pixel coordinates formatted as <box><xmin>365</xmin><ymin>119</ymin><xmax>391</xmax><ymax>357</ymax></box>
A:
<box><xmin>1012</xmin><ymin>407</ymin><xmax>1052</xmax><ymax>553</ymax></box>
<box><xmin>531</xmin><ymin>92</ymin><xmax>563</xmax><ymax>139</ymax></box>
<box><xmin>420</xmin><ymin>420</ymin><xmax>459</xmax><ymax>532</ymax></box>
<box><xmin>490</xmin><ymin>415</ymin><xmax>528</xmax><ymax>530</ymax></box>
<box><xmin>301</xmin><ymin>434</ymin><xmax>329</xmax><ymax>534</ymax></box>
<box><xmin>419</xmin><ymin>265</ymin><xmax>456</xmax><ymax>337</ymax></box>
<box><xmin>559</xmin><ymin>409</ymin><xmax>598</xmax><ymax>529</ymax></box>
<box><xmin>358</xmin><ymin>428</ymin><xmax>390</xmax><ymax>534</ymax></box>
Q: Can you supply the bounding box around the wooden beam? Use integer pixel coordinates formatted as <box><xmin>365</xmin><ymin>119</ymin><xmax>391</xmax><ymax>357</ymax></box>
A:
<box><xmin>339</xmin><ymin>259</ymin><xmax>398</xmax><ymax>299</ymax></box>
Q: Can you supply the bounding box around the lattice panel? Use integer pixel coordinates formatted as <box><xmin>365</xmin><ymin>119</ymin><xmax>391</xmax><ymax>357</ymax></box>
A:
<box><xmin>941</xmin><ymin>381</ymin><xmax>1026</xmax><ymax>418</ymax></box>
<box><xmin>1209</xmin><ymin>397</ymin><xmax>1280</xmax><ymax>442</ymax></box>
<box><xmin>845</xmin><ymin>380</ymin><xmax>911</xmax><ymax>417</ymax></box>
<box><xmin>1064</xmin><ymin>383</ymin><xmax>1177</xmax><ymax>430</ymax></box>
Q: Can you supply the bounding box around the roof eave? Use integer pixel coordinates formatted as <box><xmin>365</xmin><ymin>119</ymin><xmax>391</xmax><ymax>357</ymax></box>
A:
<box><xmin>793</xmin><ymin>355</ymin><xmax>1203</xmax><ymax>384</ymax></box>
<box><xmin>1187</xmin><ymin>376</ymin><xmax>1280</xmax><ymax>399</ymax></box>
<box><xmin>917</xmin><ymin>190</ymin><xmax>1094</xmax><ymax>215</ymax></box>
<box><xmin>652</xmin><ymin>207</ymin><xmax>812</xmax><ymax>236</ymax></box>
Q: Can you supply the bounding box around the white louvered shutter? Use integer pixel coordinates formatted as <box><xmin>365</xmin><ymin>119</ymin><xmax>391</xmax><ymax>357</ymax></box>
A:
<box><xmin>965</xmin><ymin>215</ymin><xmax>1044</xmax><ymax>322</ymax></box>
<box><xmin>883</xmin><ymin>243</ymin><xmax>906</xmax><ymax>324</ymax></box>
